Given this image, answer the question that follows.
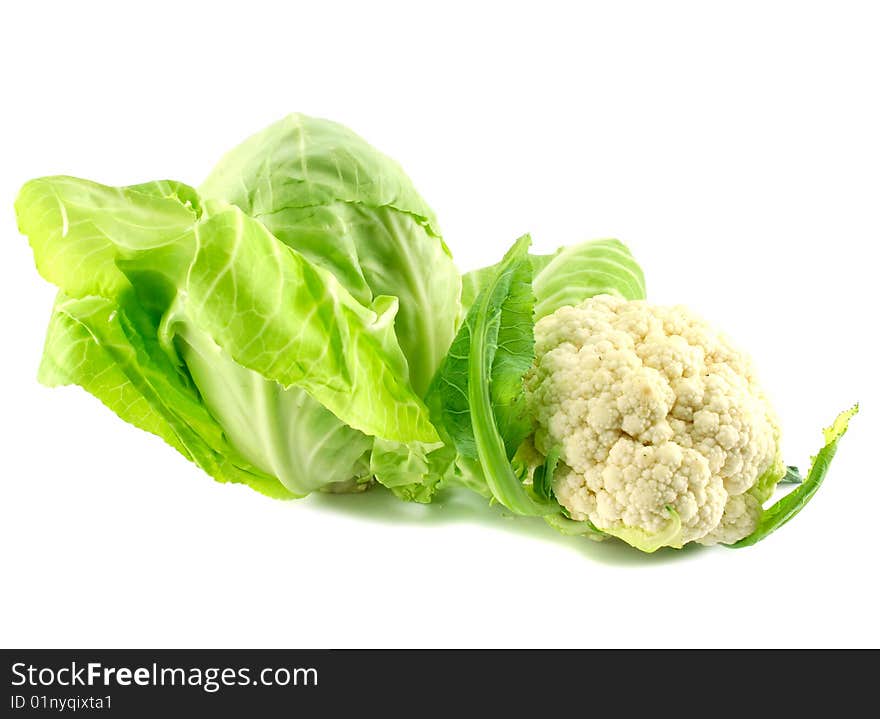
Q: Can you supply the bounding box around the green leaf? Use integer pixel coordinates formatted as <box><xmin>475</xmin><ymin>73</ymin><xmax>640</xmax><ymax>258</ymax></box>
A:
<box><xmin>461</xmin><ymin>239</ymin><xmax>645</xmax><ymax>317</ymax></box>
<box><xmin>175</xmin><ymin>322</ymin><xmax>374</xmax><ymax>495</ymax></box>
<box><xmin>199</xmin><ymin>116</ymin><xmax>465</xmax><ymax>497</ymax></box>
<box><xmin>17</xmin><ymin>175</ymin><xmax>438</xmax><ymax>446</ymax></box>
<box><xmin>532</xmin><ymin>445</ymin><xmax>562</xmax><ymax>501</ymax></box>
<box><xmin>601</xmin><ymin>506</ymin><xmax>684</xmax><ymax>553</ymax></box>
<box><xmin>39</xmin><ymin>293</ymin><xmax>292</xmax><ymax>498</ymax></box>
<box><xmin>200</xmin><ymin>113</ymin><xmax>461</xmax><ymax>396</ymax></box>
<box><xmin>15</xmin><ymin>176</ymin><xmax>199</xmax><ymax>302</ymax></box>
<box><xmin>778</xmin><ymin>466</ymin><xmax>803</xmax><ymax>485</ymax></box>
<box><xmin>461</xmin><ymin>251</ymin><xmax>560</xmax><ymax>313</ymax></box>
<box><xmin>445</xmin><ymin>455</ymin><xmax>493</xmax><ymax>499</ymax></box>
<box><xmin>729</xmin><ymin>405</ymin><xmax>859</xmax><ymax>548</ymax></box>
<box><xmin>429</xmin><ymin>236</ymin><xmax>533</xmax><ymax>460</ymax></box>
<box><xmin>544</xmin><ymin>513</ymin><xmax>607</xmax><ymax>539</ymax></box>
<box><xmin>201</xmin><ymin>114</ymin><xmax>442</xmax><ymax>236</ymax></box>
<box><xmin>532</xmin><ymin>238</ymin><xmax>646</xmax><ymax>319</ymax></box>
<box><xmin>370</xmin><ymin>439</ymin><xmax>455</xmax><ymax>503</ymax></box>
<box><xmin>170</xmin><ymin>205</ymin><xmax>438</xmax><ymax>444</ymax></box>
<box><xmin>428</xmin><ymin>236</ymin><xmax>556</xmax><ymax>516</ymax></box>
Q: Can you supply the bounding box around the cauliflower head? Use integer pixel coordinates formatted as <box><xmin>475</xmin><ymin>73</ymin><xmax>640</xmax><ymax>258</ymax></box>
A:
<box><xmin>525</xmin><ymin>294</ymin><xmax>785</xmax><ymax>549</ymax></box>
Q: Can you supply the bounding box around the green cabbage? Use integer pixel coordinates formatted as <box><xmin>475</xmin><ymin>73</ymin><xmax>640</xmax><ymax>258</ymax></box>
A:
<box><xmin>16</xmin><ymin>115</ymin><xmax>459</xmax><ymax>499</ymax></box>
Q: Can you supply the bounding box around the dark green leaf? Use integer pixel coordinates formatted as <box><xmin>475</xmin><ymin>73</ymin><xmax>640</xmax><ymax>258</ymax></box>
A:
<box><xmin>779</xmin><ymin>465</ymin><xmax>803</xmax><ymax>485</ymax></box>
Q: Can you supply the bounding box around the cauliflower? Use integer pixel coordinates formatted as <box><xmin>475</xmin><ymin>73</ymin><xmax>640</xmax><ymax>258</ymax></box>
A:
<box><xmin>434</xmin><ymin>237</ymin><xmax>855</xmax><ymax>553</ymax></box>
<box><xmin>525</xmin><ymin>294</ymin><xmax>785</xmax><ymax>549</ymax></box>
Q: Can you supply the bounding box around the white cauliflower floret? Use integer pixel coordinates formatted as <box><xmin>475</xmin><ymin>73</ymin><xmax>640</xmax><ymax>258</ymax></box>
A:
<box><xmin>698</xmin><ymin>493</ymin><xmax>763</xmax><ymax>546</ymax></box>
<box><xmin>526</xmin><ymin>294</ymin><xmax>783</xmax><ymax>548</ymax></box>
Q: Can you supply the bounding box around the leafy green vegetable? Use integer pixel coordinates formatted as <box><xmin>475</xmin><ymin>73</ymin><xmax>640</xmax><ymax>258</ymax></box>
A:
<box><xmin>18</xmin><ymin>178</ymin><xmax>434</xmax><ymax>442</ymax></box>
<box><xmin>729</xmin><ymin>405</ymin><xmax>859</xmax><ymax>548</ymax></box>
<box><xmin>198</xmin><ymin>114</ymin><xmax>462</xmax><ymax>499</ymax></box>
<box><xmin>16</xmin><ymin>115</ymin><xmax>459</xmax><ymax>498</ymax></box>
<box><xmin>200</xmin><ymin>114</ymin><xmax>460</xmax><ymax>397</ymax></box>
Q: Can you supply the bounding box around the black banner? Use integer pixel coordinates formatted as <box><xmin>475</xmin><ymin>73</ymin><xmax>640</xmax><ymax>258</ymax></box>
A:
<box><xmin>2</xmin><ymin>649</ymin><xmax>874</xmax><ymax>715</ymax></box>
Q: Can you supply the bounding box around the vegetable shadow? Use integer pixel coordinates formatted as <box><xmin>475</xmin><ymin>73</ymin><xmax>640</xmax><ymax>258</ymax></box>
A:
<box><xmin>305</xmin><ymin>486</ymin><xmax>705</xmax><ymax>566</ymax></box>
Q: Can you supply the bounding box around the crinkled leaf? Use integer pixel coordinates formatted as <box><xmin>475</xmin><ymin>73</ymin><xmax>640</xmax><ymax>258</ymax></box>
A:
<box><xmin>16</xmin><ymin>176</ymin><xmax>199</xmax><ymax>301</ymax></box>
<box><xmin>16</xmin><ymin>175</ymin><xmax>438</xmax><ymax>446</ymax></box>
<box><xmin>461</xmin><ymin>239</ymin><xmax>644</xmax><ymax>317</ymax></box>
<box><xmin>200</xmin><ymin>113</ymin><xmax>460</xmax><ymax>395</ymax></box>
<box><xmin>39</xmin><ymin>293</ymin><xmax>291</xmax><ymax>498</ymax></box>
<box><xmin>370</xmin><ymin>439</ymin><xmax>456</xmax><ymax>503</ymax></box>
<box><xmin>201</xmin><ymin>113</ymin><xmax>442</xmax><ymax>235</ymax></box>
<box><xmin>532</xmin><ymin>238</ymin><xmax>646</xmax><ymax>318</ymax></box>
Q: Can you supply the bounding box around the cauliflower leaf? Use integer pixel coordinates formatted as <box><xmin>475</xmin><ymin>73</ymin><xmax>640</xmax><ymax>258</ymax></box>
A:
<box><xmin>427</xmin><ymin>236</ymin><xmax>557</xmax><ymax>515</ymax></box>
<box><xmin>461</xmin><ymin>238</ymin><xmax>646</xmax><ymax>316</ymax></box>
<box><xmin>600</xmin><ymin>507</ymin><xmax>684</xmax><ymax>553</ymax></box>
<box><xmin>729</xmin><ymin>405</ymin><xmax>859</xmax><ymax>548</ymax></box>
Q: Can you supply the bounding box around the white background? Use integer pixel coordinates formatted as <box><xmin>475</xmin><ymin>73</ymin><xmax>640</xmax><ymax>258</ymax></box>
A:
<box><xmin>1</xmin><ymin>1</ymin><xmax>877</xmax><ymax>648</ymax></box>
